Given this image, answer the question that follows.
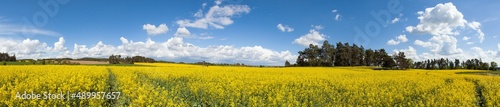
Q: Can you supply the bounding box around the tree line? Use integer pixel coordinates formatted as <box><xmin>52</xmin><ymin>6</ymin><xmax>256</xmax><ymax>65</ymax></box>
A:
<box><xmin>288</xmin><ymin>40</ymin><xmax>498</xmax><ymax>71</ymax></box>
<box><xmin>108</xmin><ymin>55</ymin><xmax>156</xmax><ymax>64</ymax></box>
<box><xmin>0</xmin><ymin>53</ymin><xmax>16</xmax><ymax>61</ymax></box>
<box><xmin>413</xmin><ymin>58</ymin><xmax>498</xmax><ymax>70</ymax></box>
<box><xmin>289</xmin><ymin>40</ymin><xmax>410</xmax><ymax>69</ymax></box>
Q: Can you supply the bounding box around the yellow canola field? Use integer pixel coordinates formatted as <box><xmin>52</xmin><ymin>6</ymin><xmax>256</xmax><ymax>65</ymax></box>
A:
<box><xmin>0</xmin><ymin>65</ymin><xmax>109</xmax><ymax>106</ymax></box>
<box><xmin>1</xmin><ymin>63</ymin><xmax>500</xmax><ymax>106</ymax></box>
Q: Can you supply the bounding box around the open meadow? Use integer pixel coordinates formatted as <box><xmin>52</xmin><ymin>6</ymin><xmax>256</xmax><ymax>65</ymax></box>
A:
<box><xmin>1</xmin><ymin>63</ymin><xmax>500</xmax><ymax>106</ymax></box>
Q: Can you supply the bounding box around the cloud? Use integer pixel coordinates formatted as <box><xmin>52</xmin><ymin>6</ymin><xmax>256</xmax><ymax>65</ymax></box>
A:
<box><xmin>174</xmin><ymin>27</ymin><xmax>191</xmax><ymax>37</ymax></box>
<box><xmin>463</xmin><ymin>36</ymin><xmax>470</xmax><ymax>41</ymax></box>
<box><xmin>469</xmin><ymin>47</ymin><xmax>498</xmax><ymax>61</ymax></box>
<box><xmin>397</xmin><ymin>34</ymin><xmax>408</xmax><ymax>42</ymax></box>
<box><xmin>414</xmin><ymin>39</ymin><xmax>435</xmax><ymax>48</ymax></box>
<box><xmin>405</xmin><ymin>2</ymin><xmax>489</xmax><ymax>58</ymax></box>
<box><xmin>405</xmin><ymin>2</ymin><xmax>467</xmax><ymax>36</ymax></box>
<box><xmin>391</xmin><ymin>18</ymin><xmax>400</xmax><ymax>24</ymax></box>
<box><xmin>387</xmin><ymin>34</ymin><xmax>407</xmax><ymax>45</ymax></box>
<box><xmin>202</xmin><ymin>2</ymin><xmax>207</xmax><ymax>8</ymax></box>
<box><xmin>194</xmin><ymin>9</ymin><xmax>204</xmax><ymax>18</ymax></box>
<box><xmin>429</xmin><ymin>34</ymin><xmax>462</xmax><ymax>55</ymax></box>
<box><xmin>0</xmin><ymin>38</ymin><xmax>50</xmax><ymax>59</ymax></box>
<box><xmin>387</xmin><ymin>39</ymin><xmax>399</xmax><ymax>45</ymax></box>
<box><xmin>191</xmin><ymin>34</ymin><xmax>214</xmax><ymax>40</ymax></box>
<box><xmin>467</xmin><ymin>42</ymin><xmax>474</xmax><ymax>45</ymax></box>
<box><xmin>143</xmin><ymin>23</ymin><xmax>169</xmax><ymax>36</ymax></box>
<box><xmin>393</xmin><ymin>46</ymin><xmax>419</xmax><ymax>60</ymax></box>
<box><xmin>405</xmin><ymin>2</ymin><xmax>485</xmax><ymax>43</ymax></box>
<box><xmin>482</xmin><ymin>17</ymin><xmax>498</xmax><ymax>23</ymax></box>
<box><xmin>176</xmin><ymin>1</ymin><xmax>251</xmax><ymax>29</ymax></box>
<box><xmin>0</xmin><ymin>24</ymin><xmax>62</xmax><ymax>37</ymax></box>
<box><xmin>173</xmin><ymin>27</ymin><xmax>213</xmax><ymax>40</ymax></box>
<box><xmin>0</xmin><ymin>37</ymin><xmax>294</xmax><ymax>65</ymax></box>
<box><xmin>312</xmin><ymin>25</ymin><xmax>324</xmax><ymax>30</ymax></box>
<box><xmin>335</xmin><ymin>14</ymin><xmax>341</xmax><ymax>21</ymax></box>
<box><xmin>54</xmin><ymin>37</ymin><xmax>67</xmax><ymax>51</ymax></box>
<box><xmin>277</xmin><ymin>24</ymin><xmax>294</xmax><ymax>32</ymax></box>
<box><xmin>332</xmin><ymin>10</ymin><xmax>341</xmax><ymax>21</ymax></box>
<box><xmin>293</xmin><ymin>29</ymin><xmax>326</xmax><ymax>47</ymax></box>
<box><xmin>467</xmin><ymin>21</ymin><xmax>485</xmax><ymax>42</ymax></box>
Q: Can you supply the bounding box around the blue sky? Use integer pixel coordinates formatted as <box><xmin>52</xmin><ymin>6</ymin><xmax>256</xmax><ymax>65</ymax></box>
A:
<box><xmin>1</xmin><ymin>0</ymin><xmax>499</xmax><ymax>65</ymax></box>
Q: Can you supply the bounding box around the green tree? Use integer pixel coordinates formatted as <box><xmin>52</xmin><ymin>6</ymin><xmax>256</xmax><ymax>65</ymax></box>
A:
<box><xmin>394</xmin><ymin>52</ymin><xmax>409</xmax><ymax>69</ymax></box>
<box><xmin>2</xmin><ymin>60</ymin><xmax>6</xmax><ymax>65</ymax></box>
<box><xmin>407</xmin><ymin>58</ymin><xmax>414</xmax><ymax>69</ymax></box>
<box><xmin>364</xmin><ymin>49</ymin><xmax>374</xmax><ymax>66</ymax></box>
<box><xmin>285</xmin><ymin>60</ymin><xmax>291</xmax><ymax>67</ymax></box>
<box><xmin>454</xmin><ymin>59</ymin><xmax>460</xmax><ymax>69</ymax></box>
<box><xmin>382</xmin><ymin>56</ymin><xmax>395</xmax><ymax>68</ymax></box>
<box><xmin>296</xmin><ymin>51</ymin><xmax>307</xmax><ymax>66</ymax></box>
<box><xmin>490</xmin><ymin>61</ymin><xmax>497</xmax><ymax>70</ymax></box>
<box><xmin>334</xmin><ymin>42</ymin><xmax>345</xmax><ymax>66</ymax></box>
<box><xmin>320</xmin><ymin>40</ymin><xmax>332</xmax><ymax>66</ymax></box>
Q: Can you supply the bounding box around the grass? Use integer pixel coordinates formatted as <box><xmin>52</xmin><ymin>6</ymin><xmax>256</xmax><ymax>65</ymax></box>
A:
<box><xmin>4</xmin><ymin>62</ymin><xmax>33</xmax><ymax>65</ymax></box>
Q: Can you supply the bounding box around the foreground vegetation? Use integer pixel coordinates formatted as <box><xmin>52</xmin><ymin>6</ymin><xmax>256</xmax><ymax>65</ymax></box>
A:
<box><xmin>1</xmin><ymin>63</ymin><xmax>500</xmax><ymax>106</ymax></box>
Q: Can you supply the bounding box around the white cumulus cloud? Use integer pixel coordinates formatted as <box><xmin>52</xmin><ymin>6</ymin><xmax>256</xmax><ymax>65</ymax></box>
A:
<box><xmin>391</xmin><ymin>18</ymin><xmax>400</xmax><ymax>24</ymax></box>
<box><xmin>387</xmin><ymin>39</ymin><xmax>399</xmax><ymax>45</ymax></box>
<box><xmin>293</xmin><ymin>29</ymin><xmax>326</xmax><ymax>47</ymax></box>
<box><xmin>467</xmin><ymin>21</ymin><xmax>485</xmax><ymax>42</ymax></box>
<box><xmin>387</xmin><ymin>34</ymin><xmax>407</xmax><ymax>45</ymax></box>
<box><xmin>174</xmin><ymin>27</ymin><xmax>191</xmax><ymax>37</ymax></box>
<box><xmin>498</xmin><ymin>43</ymin><xmax>500</xmax><ymax>50</ymax></box>
<box><xmin>0</xmin><ymin>37</ymin><xmax>294</xmax><ymax>66</ymax></box>
<box><xmin>143</xmin><ymin>23</ymin><xmax>169</xmax><ymax>36</ymax></box>
<box><xmin>176</xmin><ymin>1</ymin><xmax>250</xmax><ymax>29</ymax></box>
<box><xmin>393</xmin><ymin>46</ymin><xmax>419</xmax><ymax>60</ymax></box>
<box><xmin>277</xmin><ymin>24</ymin><xmax>294</xmax><ymax>32</ymax></box>
<box><xmin>405</xmin><ymin>2</ymin><xmax>490</xmax><ymax>59</ymax></box>
<box><xmin>405</xmin><ymin>2</ymin><xmax>467</xmax><ymax>36</ymax></box>
<box><xmin>463</xmin><ymin>36</ymin><xmax>470</xmax><ymax>41</ymax></box>
<box><xmin>53</xmin><ymin>37</ymin><xmax>67</xmax><ymax>51</ymax></box>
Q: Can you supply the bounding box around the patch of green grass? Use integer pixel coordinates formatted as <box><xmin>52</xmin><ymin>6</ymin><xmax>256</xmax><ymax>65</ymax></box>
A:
<box><xmin>456</xmin><ymin>71</ymin><xmax>500</xmax><ymax>76</ymax></box>
<box><xmin>5</xmin><ymin>62</ymin><xmax>33</xmax><ymax>65</ymax></box>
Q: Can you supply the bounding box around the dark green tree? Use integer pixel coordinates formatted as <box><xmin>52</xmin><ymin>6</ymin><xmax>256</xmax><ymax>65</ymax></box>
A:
<box><xmin>382</xmin><ymin>56</ymin><xmax>396</xmax><ymax>68</ymax></box>
<box><xmin>454</xmin><ymin>59</ymin><xmax>460</xmax><ymax>69</ymax></box>
<box><xmin>394</xmin><ymin>52</ymin><xmax>409</xmax><ymax>69</ymax></box>
<box><xmin>491</xmin><ymin>61</ymin><xmax>498</xmax><ymax>70</ymax></box>
<box><xmin>285</xmin><ymin>60</ymin><xmax>291</xmax><ymax>67</ymax></box>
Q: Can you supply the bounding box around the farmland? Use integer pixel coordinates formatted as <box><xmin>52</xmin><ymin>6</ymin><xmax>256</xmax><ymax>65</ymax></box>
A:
<box><xmin>1</xmin><ymin>63</ymin><xmax>500</xmax><ymax>106</ymax></box>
